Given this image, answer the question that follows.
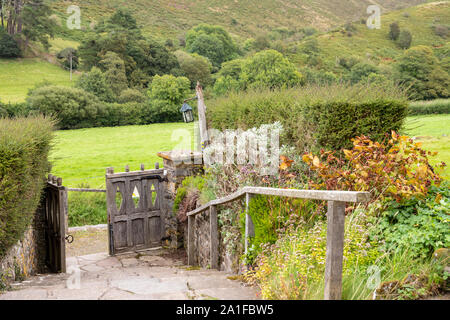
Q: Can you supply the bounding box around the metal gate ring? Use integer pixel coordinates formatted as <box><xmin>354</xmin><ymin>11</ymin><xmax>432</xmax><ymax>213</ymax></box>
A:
<box><xmin>65</xmin><ymin>235</ymin><xmax>74</xmax><ymax>243</ymax></box>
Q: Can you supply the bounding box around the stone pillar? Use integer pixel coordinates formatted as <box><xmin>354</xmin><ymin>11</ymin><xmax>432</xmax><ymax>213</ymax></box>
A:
<box><xmin>157</xmin><ymin>151</ymin><xmax>203</xmax><ymax>249</ymax></box>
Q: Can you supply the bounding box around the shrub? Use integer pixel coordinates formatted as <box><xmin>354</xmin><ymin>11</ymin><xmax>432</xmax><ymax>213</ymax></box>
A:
<box><xmin>99</xmin><ymin>102</ymin><xmax>154</xmax><ymax>126</ymax></box>
<box><xmin>117</xmin><ymin>88</ymin><xmax>147</xmax><ymax>103</ymax></box>
<box><xmin>0</xmin><ymin>29</ymin><xmax>21</xmax><ymax>58</ymax></box>
<box><xmin>389</xmin><ymin>22</ymin><xmax>400</xmax><ymax>41</ymax></box>
<box><xmin>432</xmin><ymin>24</ymin><xmax>449</xmax><ymax>38</ymax></box>
<box><xmin>207</xmin><ymin>84</ymin><xmax>408</xmax><ymax>155</ymax></box>
<box><xmin>240</xmin><ymin>50</ymin><xmax>303</xmax><ymax>90</ymax></box>
<box><xmin>370</xmin><ymin>183</ymin><xmax>450</xmax><ymax>260</ymax></box>
<box><xmin>397</xmin><ymin>30</ymin><xmax>412</xmax><ymax>49</ymax></box>
<box><xmin>240</xmin><ymin>195</ymin><xmax>319</xmax><ymax>264</ymax></box>
<box><xmin>76</xmin><ymin>67</ymin><xmax>115</xmax><ymax>102</ymax></box>
<box><xmin>0</xmin><ymin>102</ymin><xmax>31</xmax><ymax>118</ymax></box>
<box><xmin>248</xmin><ymin>210</ymin><xmax>381</xmax><ymax>299</ymax></box>
<box><xmin>0</xmin><ymin>116</ymin><xmax>54</xmax><ymax>258</ymax></box>
<box><xmin>408</xmin><ymin>99</ymin><xmax>450</xmax><ymax>115</ymax></box>
<box><xmin>148</xmin><ymin>74</ymin><xmax>191</xmax><ymax>105</ymax></box>
<box><xmin>303</xmin><ymin>133</ymin><xmax>445</xmax><ymax>202</ymax></box>
<box><xmin>349</xmin><ymin>62</ymin><xmax>379</xmax><ymax>83</ymax></box>
<box><xmin>26</xmin><ymin>85</ymin><xmax>104</xmax><ymax>129</ymax></box>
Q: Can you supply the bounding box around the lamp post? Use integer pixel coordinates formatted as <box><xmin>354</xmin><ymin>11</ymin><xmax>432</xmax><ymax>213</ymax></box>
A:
<box><xmin>180</xmin><ymin>82</ymin><xmax>209</xmax><ymax>151</ymax></box>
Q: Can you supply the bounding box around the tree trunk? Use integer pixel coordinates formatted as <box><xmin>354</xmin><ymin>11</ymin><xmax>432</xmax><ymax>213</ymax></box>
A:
<box><xmin>1</xmin><ymin>1</ymin><xmax>4</xmax><ymax>28</ymax></box>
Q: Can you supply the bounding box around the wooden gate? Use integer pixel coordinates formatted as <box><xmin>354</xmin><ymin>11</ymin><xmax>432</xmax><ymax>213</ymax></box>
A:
<box><xmin>43</xmin><ymin>175</ymin><xmax>67</xmax><ymax>273</ymax></box>
<box><xmin>106</xmin><ymin>166</ymin><xmax>167</xmax><ymax>255</ymax></box>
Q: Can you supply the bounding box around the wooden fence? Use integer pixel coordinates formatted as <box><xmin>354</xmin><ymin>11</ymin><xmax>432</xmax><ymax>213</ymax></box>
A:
<box><xmin>185</xmin><ymin>186</ymin><xmax>371</xmax><ymax>300</ymax></box>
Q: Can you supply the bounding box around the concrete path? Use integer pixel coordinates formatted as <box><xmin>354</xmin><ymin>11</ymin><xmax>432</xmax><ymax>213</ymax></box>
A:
<box><xmin>0</xmin><ymin>249</ymin><xmax>259</xmax><ymax>300</ymax></box>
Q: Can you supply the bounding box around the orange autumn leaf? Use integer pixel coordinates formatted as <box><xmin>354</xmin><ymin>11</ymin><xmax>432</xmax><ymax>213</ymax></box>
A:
<box><xmin>279</xmin><ymin>155</ymin><xmax>294</xmax><ymax>170</ymax></box>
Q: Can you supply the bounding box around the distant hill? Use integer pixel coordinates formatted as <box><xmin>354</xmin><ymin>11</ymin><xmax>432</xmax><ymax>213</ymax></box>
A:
<box><xmin>48</xmin><ymin>0</ymin><xmax>430</xmax><ymax>40</ymax></box>
<box><xmin>288</xmin><ymin>1</ymin><xmax>450</xmax><ymax>72</ymax></box>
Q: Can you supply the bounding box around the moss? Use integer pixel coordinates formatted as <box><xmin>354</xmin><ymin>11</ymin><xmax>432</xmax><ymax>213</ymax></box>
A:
<box><xmin>14</xmin><ymin>260</ymin><xmax>26</xmax><ymax>282</ymax></box>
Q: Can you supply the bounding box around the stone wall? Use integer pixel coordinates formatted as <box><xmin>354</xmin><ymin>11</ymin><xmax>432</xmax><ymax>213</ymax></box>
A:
<box><xmin>0</xmin><ymin>206</ymin><xmax>46</xmax><ymax>289</ymax></box>
<box><xmin>157</xmin><ymin>150</ymin><xmax>242</xmax><ymax>274</ymax></box>
<box><xmin>157</xmin><ymin>151</ymin><xmax>203</xmax><ymax>249</ymax></box>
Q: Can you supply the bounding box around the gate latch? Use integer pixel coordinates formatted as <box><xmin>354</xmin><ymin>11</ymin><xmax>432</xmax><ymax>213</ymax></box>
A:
<box><xmin>65</xmin><ymin>235</ymin><xmax>74</xmax><ymax>243</ymax></box>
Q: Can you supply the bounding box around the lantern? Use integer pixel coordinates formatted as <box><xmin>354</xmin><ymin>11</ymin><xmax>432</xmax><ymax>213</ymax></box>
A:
<box><xmin>180</xmin><ymin>103</ymin><xmax>194</xmax><ymax>123</ymax></box>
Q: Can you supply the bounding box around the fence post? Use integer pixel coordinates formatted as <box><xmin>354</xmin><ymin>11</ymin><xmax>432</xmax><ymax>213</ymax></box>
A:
<box><xmin>187</xmin><ymin>215</ymin><xmax>195</xmax><ymax>266</ymax></box>
<box><xmin>244</xmin><ymin>193</ymin><xmax>255</xmax><ymax>255</ymax></box>
<box><xmin>210</xmin><ymin>205</ymin><xmax>219</xmax><ymax>269</ymax></box>
<box><xmin>324</xmin><ymin>200</ymin><xmax>346</xmax><ymax>300</ymax></box>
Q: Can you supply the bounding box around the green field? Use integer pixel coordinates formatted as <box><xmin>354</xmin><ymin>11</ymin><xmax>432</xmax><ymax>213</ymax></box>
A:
<box><xmin>49</xmin><ymin>123</ymin><xmax>195</xmax><ymax>188</ymax></box>
<box><xmin>0</xmin><ymin>58</ymin><xmax>78</xmax><ymax>103</ymax></box>
<box><xmin>404</xmin><ymin>114</ymin><xmax>450</xmax><ymax>178</ymax></box>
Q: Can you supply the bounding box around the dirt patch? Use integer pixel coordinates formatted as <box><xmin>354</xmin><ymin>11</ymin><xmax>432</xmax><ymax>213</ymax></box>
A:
<box><xmin>66</xmin><ymin>228</ymin><xmax>108</xmax><ymax>257</ymax></box>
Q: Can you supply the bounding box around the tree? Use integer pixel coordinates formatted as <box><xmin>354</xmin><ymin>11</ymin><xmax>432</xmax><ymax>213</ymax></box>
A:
<box><xmin>389</xmin><ymin>22</ymin><xmax>400</xmax><ymax>41</ymax></box>
<box><xmin>57</xmin><ymin>47</ymin><xmax>78</xmax><ymax>70</ymax></box>
<box><xmin>174</xmin><ymin>50</ymin><xmax>212</xmax><ymax>88</ymax></box>
<box><xmin>75</xmin><ymin>67</ymin><xmax>115</xmax><ymax>102</ymax></box>
<box><xmin>20</xmin><ymin>0</ymin><xmax>55</xmax><ymax>49</ymax></box>
<box><xmin>395</xmin><ymin>45</ymin><xmax>450</xmax><ymax>100</ymax></box>
<box><xmin>240</xmin><ymin>50</ymin><xmax>303</xmax><ymax>89</ymax></box>
<box><xmin>1</xmin><ymin>0</ymin><xmax>55</xmax><ymax>50</ymax></box>
<box><xmin>148</xmin><ymin>74</ymin><xmax>190</xmax><ymax>105</ymax></box>
<box><xmin>0</xmin><ymin>28</ymin><xmax>21</xmax><ymax>57</ymax></box>
<box><xmin>78</xmin><ymin>10</ymin><xmax>180</xmax><ymax>85</ymax></box>
<box><xmin>99</xmin><ymin>51</ymin><xmax>129</xmax><ymax>96</ymax></box>
<box><xmin>397</xmin><ymin>30</ymin><xmax>412</xmax><ymax>49</ymax></box>
<box><xmin>186</xmin><ymin>24</ymin><xmax>239</xmax><ymax>68</ymax></box>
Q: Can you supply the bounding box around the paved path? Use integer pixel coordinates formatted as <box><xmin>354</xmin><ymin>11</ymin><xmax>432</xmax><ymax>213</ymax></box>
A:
<box><xmin>0</xmin><ymin>249</ymin><xmax>259</xmax><ymax>300</ymax></box>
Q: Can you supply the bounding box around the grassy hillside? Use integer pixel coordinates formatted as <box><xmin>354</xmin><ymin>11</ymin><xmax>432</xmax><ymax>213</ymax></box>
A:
<box><xmin>0</xmin><ymin>58</ymin><xmax>79</xmax><ymax>103</ymax></box>
<box><xmin>289</xmin><ymin>1</ymin><xmax>450</xmax><ymax>71</ymax></box>
<box><xmin>48</xmin><ymin>0</ymin><xmax>429</xmax><ymax>40</ymax></box>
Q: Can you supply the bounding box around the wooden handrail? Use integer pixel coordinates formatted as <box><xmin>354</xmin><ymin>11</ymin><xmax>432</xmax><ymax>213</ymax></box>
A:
<box><xmin>186</xmin><ymin>186</ymin><xmax>371</xmax><ymax>300</ymax></box>
<box><xmin>186</xmin><ymin>187</ymin><xmax>370</xmax><ymax>217</ymax></box>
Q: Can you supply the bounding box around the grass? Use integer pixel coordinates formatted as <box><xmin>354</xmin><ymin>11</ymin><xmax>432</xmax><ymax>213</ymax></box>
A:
<box><xmin>0</xmin><ymin>58</ymin><xmax>78</xmax><ymax>103</ymax></box>
<box><xmin>49</xmin><ymin>122</ymin><xmax>195</xmax><ymax>188</ymax></box>
<box><xmin>403</xmin><ymin>114</ymin><xmax>450</xmax><ymax>178</ymax></box>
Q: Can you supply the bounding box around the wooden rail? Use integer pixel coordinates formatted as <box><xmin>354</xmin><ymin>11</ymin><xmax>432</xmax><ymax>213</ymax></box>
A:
<box><xmin>67</xmin><ymin>188</ymin><xmax>106</xmax><ymax>193</ymax></box>
<box><xmin>186</xmin><ymin>186</ymin><xmax>371</xmax><ymax>300</ymax></box>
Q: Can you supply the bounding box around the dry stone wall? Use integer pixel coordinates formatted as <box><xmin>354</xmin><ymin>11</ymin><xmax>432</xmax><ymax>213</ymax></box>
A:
<box><xmin>0</xmin><ymin>206</ymin><xmax>46</xmax><ymax>289</ymax></box>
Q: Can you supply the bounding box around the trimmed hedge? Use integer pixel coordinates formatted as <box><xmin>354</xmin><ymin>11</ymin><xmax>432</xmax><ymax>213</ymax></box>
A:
<box><xmin>207</xmin><ymin>84</ymin><xmax>408</xmax><ymax>153</ymax></box>
<box><xmin>408</xmin><ymin>99</ymin><xmax>450</xmax><ymax>115</ymax></box>
<box><xmin>0</xmin><ymin>116</ymin><xmax>54</xmax><ymax>258</ymax></box>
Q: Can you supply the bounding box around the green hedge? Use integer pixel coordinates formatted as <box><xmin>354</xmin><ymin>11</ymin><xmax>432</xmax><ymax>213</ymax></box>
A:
<box><xmin>0</xmin><ymin>116</ymin><xmax>54</xmax><ymax>258</ymax></box>
<box><xmin>207</xmin><ymin>84</ymin><xmax>408</xmax><ymax>153</ymax></box>
<box><xmin>21</xmin><ymin>85</ymin><xmax>183</xmax><ymax>129</ymax></box>
<box><xmin>408</xmin><ymin>99</ymin><xmax>450</xmax><ymax>115</ymax></box>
